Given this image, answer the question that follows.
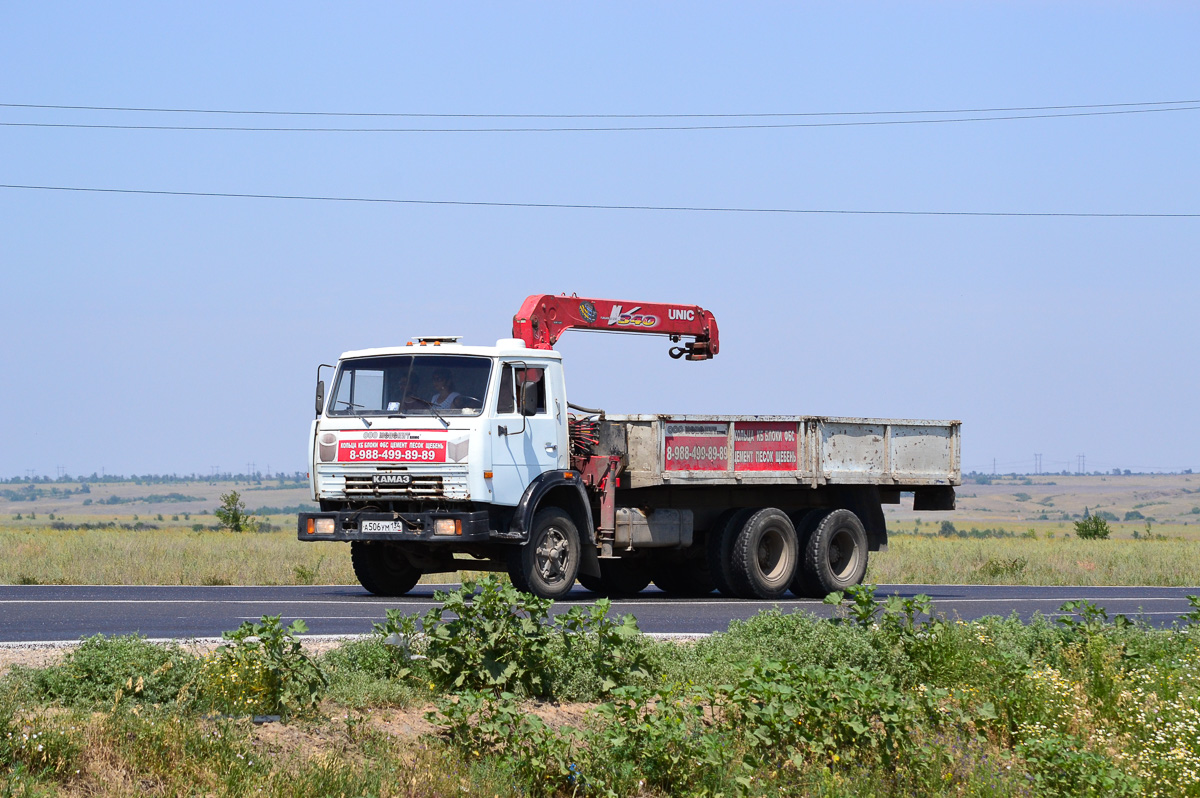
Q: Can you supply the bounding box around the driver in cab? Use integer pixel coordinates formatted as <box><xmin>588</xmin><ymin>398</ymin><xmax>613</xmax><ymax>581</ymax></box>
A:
<box><xmin>429</xmin><ymin>369</ymin><xmax>463</xmax><ymax>410</ymax></box>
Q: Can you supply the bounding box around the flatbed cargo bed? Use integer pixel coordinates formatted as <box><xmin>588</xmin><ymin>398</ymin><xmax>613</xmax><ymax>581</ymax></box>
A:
<box><xmin>596</xmin><ymin>415</ymin><xmax>961</xmax><ymax>489</ymax></box>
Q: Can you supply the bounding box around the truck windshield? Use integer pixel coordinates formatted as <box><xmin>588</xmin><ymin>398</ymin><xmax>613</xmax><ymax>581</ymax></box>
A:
<box><xmin>328</xmin><ymin>355</ymin><xmax>491</xmax><ymax>417</ymax></box>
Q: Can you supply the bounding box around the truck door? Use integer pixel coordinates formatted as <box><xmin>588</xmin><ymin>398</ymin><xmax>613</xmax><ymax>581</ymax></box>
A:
<box><xmin>490</xmin><ymin>361</ymin><xmax>561</xmax><ymax>506</ymax></box>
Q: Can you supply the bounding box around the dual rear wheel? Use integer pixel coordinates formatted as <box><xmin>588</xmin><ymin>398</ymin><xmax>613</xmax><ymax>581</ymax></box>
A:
<box><xmin>708</xmin><ymin>507</ymin><xmax>869</xmax><ymax>599</ymax></box>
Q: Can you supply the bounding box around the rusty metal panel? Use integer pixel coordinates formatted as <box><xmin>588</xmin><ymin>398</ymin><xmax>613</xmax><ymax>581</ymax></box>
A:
<box><xmin>604</xmin><ymin>414</ymin><xmax>960</xmax><ymax>489</ymax></box>
<box><xmin>820</xmin><ymin>422</ymin><xmax>887</xmax><ymax>479</ymax></box>
<box><xmin>888</xmin><ymin>424</ymin><xmax>958</xmax><ymax>481</ymax></box>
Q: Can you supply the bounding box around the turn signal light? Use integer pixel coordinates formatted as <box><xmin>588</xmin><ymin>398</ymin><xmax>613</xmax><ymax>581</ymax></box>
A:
<box><xmin>483</xmin><ymin>471</ymin><xmax>493</xmax><ymax>479</ymax></box>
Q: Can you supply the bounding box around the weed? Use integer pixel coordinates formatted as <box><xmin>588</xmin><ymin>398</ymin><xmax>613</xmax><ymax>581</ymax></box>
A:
<box><xmin>292</xmin><ymin>554</ymin><xmax>325</xmax><ymax>585</ymax></box>
<box><xmin>552</xmin><ymin>599</ymin><xmax>651</xmax><ymax>697</ymax></box>
<box><xmin>978</xmin><ymin>556</ymin><xmax>1028</xmax><ymax>578</ymax></box>
<box><xmin>197</xmin><ymin>615</ymin><xmax>326</xmax><ymax>716</ymax></box>
<box><xmin>0</xmin><ymin>714</ymin><xmax>83</xmax><ymax>780</ymax></box>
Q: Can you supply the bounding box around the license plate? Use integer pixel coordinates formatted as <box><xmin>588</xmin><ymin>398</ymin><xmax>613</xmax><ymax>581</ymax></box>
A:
<box><xmin>361</xmin><ymin>520</ymin><xmax>402</xmax><ymax>534</ymax></box>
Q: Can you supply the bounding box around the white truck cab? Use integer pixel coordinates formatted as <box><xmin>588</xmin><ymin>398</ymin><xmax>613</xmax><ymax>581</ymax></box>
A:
<box><xmin>301</xmin><ymin>337</ymin><xmax>596</xmax><ymax>598</ymax></box>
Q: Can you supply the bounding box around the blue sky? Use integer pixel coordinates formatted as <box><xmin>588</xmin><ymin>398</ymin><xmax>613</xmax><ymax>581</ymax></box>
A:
<box><xmin>2</xmin><ymin>3</ymin><xmax>1197</xmax><ymax>477</ymax></box>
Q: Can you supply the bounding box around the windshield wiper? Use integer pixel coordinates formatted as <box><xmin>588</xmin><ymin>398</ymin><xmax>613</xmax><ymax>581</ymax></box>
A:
<box><xmin>334</xmin><ymin>399</ymin><xmax>372</xmax><ymax>427</ymax></box>
<box><xmin>411</xmin><ymin>397</ymin><xmax>450</xmax><ymax>428</ymax></box>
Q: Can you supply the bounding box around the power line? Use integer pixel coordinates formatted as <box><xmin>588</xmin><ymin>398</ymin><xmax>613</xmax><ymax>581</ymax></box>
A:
<box><xmin>2</xmin><ymin>105</ymin><xmax>1198</xmax><ymax>133</ymax></box>
<box><xmin>4</xmin><ymin>182</ymin><xmax>1195</xmax><ymax>216</ymax></box>
<box><xmin>3</xmin><ymin>98</ymin><xmax>1197</xmax><ymax>119</ymax></box>
<box><xmin>2</xmin><ymin>182</ymin><xmax>1197</xmax><ymax>217</ymax></box>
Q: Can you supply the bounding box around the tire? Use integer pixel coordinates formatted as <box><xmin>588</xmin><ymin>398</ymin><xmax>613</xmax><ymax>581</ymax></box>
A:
<box><xmin>729</xmin><ymin>508</ymin><xmax>799</xmax><ymax>599</ymax></box>
<box><xmin>351</xmin><ymin>541</ymin><xmax>421</xmax><ymax>597</ymax></box>
<box><xmin>507</xmin><ymin>508</ymin><xmax>581</xmax><ymax>600</ymax></box>
<box><xmin>577</xmin><ymin>572</ymin><xmax>605</xmax><ymax>593</ymax></box>
<box><xmin>652</xmin><ymin>562</ymin><xmax>716</xmax><ymax>597</ymax></box>
<box><xmin>707</xmin><ymin>508</ymin><xmax>755</xmax><ymax>597</ymax></box>
<box><xmin>800</xmin><ymin>509</ymin><xmax>869</xmax><ymax>597</ymax></box>
<box><xmin>788</xmin><ymin>509</ymin><xmax>829</xmax><ymax>597</ymax></box>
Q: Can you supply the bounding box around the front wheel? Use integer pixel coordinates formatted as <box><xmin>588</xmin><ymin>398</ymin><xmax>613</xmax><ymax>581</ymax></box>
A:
<box><xmin>508</xmin><ymin>508</ymin><xmax>581</xmax><ymax>600</ymax></box>
<box><xmin>351</xmin><ymin>541</ymin><xmax>421</xmax><ymax>597</ymax></box>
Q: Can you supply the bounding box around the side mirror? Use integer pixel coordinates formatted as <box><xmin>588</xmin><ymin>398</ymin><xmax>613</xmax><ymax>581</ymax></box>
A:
<box><xmin>315</xmin><ymin>380</ymin><xmax>325</xmax><ymax>417</ymax></box>
<box><xmin>520</xmin><ymin>383</ymin><xmax>538</xmax><ymax>416</ymax></box>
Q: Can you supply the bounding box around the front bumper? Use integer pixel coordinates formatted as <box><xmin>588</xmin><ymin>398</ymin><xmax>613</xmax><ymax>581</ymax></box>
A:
<box><xmin>297</xmin><ymin>510</ymin><xmax>491</xmax><ymax>542</ymax></box>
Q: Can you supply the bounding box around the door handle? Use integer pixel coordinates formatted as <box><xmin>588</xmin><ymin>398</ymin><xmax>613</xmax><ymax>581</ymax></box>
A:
<box><xmin>545</xmin><ymin>443</ymin><xmax>558</xmax><ymax>450</ymax></box>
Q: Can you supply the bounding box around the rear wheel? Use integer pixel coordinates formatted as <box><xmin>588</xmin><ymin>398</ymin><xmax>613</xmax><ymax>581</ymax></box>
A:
<box><xmin>508</xmin><ymin>508</ymin><xmax>581</xmax><ymax>600</ymax></box>
<box><xmin>729</xmin><ymin>508</ymin><xmax>799</xmax><ymax>599</ymax></box>
<box><xmin>788</xmin><ymin>509</ymin><xmax>829</xmax><ymax>597</ymax></box>
<box><xmin>351</xmin><ymin>541</ymin><xmax>421</xmax><ymax>597</ymax></box>
<box><xmin>800</xmin><ymin>509</ymin><xmax>869</xmax><ymax>597</ymax></box>
<box><xmin>707</xmin><ymin>508</ymin><xmax>754</xmax><ymax>597</ymax></box>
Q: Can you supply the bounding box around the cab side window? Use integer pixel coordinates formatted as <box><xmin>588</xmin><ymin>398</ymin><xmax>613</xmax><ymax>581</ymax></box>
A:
<box><xmin>496</xmin><ymin>364</ymin><xmax>546</xmax><ymax>415</ymax></box>
<box><xmin>497</xmin><ymin>365</ymin><xmax>516</xmax><ymax>414</ymax></box>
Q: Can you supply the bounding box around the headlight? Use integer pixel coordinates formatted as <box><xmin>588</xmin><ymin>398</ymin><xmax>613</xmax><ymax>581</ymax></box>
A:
<box><xmin>434</xmin><ymin>518</ymin><xmax>461</xmax><ymax>536</ymax></box>
<box><xmin>307</xmin><ymin>517</ymin><xmax>336</xmax><ymax>535</ymax></box>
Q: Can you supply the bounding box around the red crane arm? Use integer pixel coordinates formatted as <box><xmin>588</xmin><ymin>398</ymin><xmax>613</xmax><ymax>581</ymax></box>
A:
<box><xmin>512</xmin><ymin>294</ymin><xmax>720</xmax><ymax>360</ymax></box>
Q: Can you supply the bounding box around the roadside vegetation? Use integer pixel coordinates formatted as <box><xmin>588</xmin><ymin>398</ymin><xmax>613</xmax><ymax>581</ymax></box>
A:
<box><xmin>5</xmin><ymin>521</ymin><xmax>1200</xmax><ymax>587</ymax></box>
<box><xmin>4</xmin><ymin>577</ymin><xmax>1200</xmax><ymax>796</ymax></box>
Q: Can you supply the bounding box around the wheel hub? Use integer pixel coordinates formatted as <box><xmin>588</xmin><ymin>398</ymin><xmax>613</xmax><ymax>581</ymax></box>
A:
<box><xmin>536</xmin><ymin>527</ymin><xmax>569</xmax><ymax>581</ymax></box>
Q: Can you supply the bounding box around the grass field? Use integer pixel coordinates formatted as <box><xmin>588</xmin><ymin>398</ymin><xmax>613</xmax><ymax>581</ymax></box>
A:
<box><xmin>3</xmin><ymin>523</ymin><xmax>1200</xmax><ymax>588</ymax></box>
<box><xmin>3</xmin><ymin>474</ymin><xmax>1199</xmax><ymax>586</ymax></box>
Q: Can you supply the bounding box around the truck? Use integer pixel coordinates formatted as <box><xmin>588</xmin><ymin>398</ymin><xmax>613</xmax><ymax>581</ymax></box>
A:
<box><xmin>298</xmin><ymin>294</ymin><xmax>960</xmax><ymax>600</ymax></box>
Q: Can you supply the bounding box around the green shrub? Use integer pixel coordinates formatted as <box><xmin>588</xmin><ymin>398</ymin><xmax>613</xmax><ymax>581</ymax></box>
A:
<box><xmin>214</xmin><ymin>490</ymin><xmax>257</xmax><ymax>532</ymax></box>
<box><xmin>548</xmin><ymin>600</ymin><xmax>651</xmax><ymax>699</ymax></box>
<box><xmin>1074</xmin><ymin>515</ymin><xmax>1112</xmax><ymax>540</ymax></box>
<box><xmin>420</xmin><ymin>577</ymin><xmax>557</xmax><ymax>696</ymax></box>
<box><xmin>22</xmin><ymin>634</ymin><xmax>198</xmax><ymax>708</ymax></box>
<box><xmin>654</xmin><ymin>606</ymin><xmax>894</xmax><ymax>689</ymax></box>
<box><xmin>417</xmin><ymin>576</ymin><xmax>649</xmax><ymax>700</ymax></box>
<box><xmin>1017</xmin><ymin>731</ymin><xmax>1139</xmax><ymax>796</ymax></box>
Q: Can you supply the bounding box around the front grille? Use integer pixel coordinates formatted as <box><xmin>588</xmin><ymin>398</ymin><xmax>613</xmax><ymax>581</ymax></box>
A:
<box><xmin>345</xmin><ymin>474</ymin><xmax>445</xmax><ymax>499</ymax></box>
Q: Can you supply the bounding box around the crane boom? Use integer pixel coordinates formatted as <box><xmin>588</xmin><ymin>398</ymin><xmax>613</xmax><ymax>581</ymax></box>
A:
<box><xmin>512</xmin><ymin>294</ymin><xmax>719</xmax><ymax>360</ymax></box>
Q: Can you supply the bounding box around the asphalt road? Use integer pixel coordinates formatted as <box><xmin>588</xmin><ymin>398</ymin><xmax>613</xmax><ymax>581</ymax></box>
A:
<box><xmin>2</xmin><ymin>583</ymin><xmax>1197</xmax><ymax>643</ymax></box>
